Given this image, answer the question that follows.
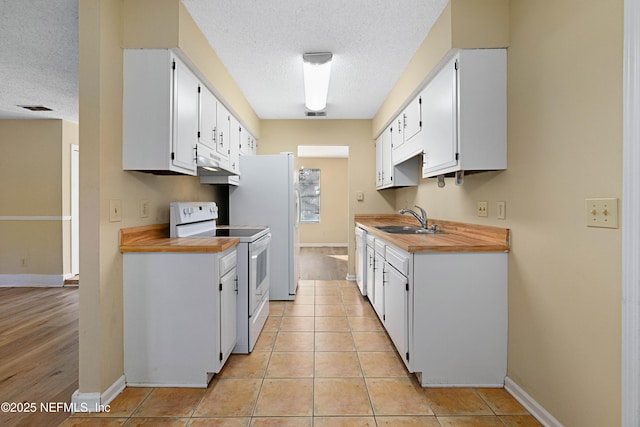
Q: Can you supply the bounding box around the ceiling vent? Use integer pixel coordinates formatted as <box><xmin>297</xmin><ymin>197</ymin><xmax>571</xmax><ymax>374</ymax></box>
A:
<box><xmin>18</xmin><ymin>105</ymin><xmax>53</xmax><ymax>112</ymax></box>
<box><xmin>305</xmin><ymin>111</ymin><xmax>326</xmax><ymax>117</ymax></box>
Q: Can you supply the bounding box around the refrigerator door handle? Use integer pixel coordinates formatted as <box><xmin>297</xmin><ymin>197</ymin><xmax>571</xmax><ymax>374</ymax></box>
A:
<box><xmin>294</xmin><ymin>188</ymin><xmax>301</xmax><ymax>228</ymax></box>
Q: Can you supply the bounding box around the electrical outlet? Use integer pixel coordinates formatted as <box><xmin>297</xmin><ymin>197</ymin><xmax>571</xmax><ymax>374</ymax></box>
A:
<box><xmin>140</xmin><ymin>199</ymin><xmax>150</xmax><ymax>218</ymax></box>
<box><xmin>586</xmin><ymin>198</ymin><xmax>618</xmax><ymax>228</ymax></box>
<box><xmin>21</xmin><ymin>251</ymin><xmax>29</xmax><ymax>267</ymax></box>
<box><xmin>109</xmin><ymin>199</ymin><xmax>122</xmax><ymax>222</ymax></box>
<box><xmin>496</xmin><ymin>201</ymin><xmax>506</xmax><ymax>220</ymax></box>
<box><xmin>477</xmin><ymin>201</ymin><xmax>488</xmax><ymax>217</ymax></box>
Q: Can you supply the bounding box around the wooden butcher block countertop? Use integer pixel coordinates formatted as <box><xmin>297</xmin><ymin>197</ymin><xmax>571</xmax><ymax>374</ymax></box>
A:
<box><xmin>355</xmin><ymin>214</ymin><xmax>510</xmax><ymax>253</ymax></box>
<box><xmin>120</xmin><ymin>224</ymin><xmax>239</xmax><ymax>253</ymax></box>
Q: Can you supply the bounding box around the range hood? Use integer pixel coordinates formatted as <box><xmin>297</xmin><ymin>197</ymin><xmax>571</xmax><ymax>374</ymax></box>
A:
<box><xmin>196</xmin><ymin>143</ymin><xmax>237</xmax><ymax>177</ymax></box>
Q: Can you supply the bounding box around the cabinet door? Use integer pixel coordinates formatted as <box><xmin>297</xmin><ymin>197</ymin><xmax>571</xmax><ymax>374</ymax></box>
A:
<box><xmin>172</xmin><ymin>57</ymin><xmax>199</xmax><ymax>173</ymax></box>
<box><xmin>239</xmin><ymin>126</ymin><xmax>253</xmax><ymax>156</ymax></box>
<box><xmin>229</xmin><ymin>116</ymin><xmax>241</xmax><ymax>173</ymax></box>
<box><xmin>375</xmin><ymin>135</ymin><xmax>383</xmax><ymax>188</ymax></box>
<box><xmin>373</xmin><ymin>251</ymin><xmax>385</xmax><ymax>320</ymax></box>
<box><xmin>219</xmin><ymin>266</ymin><xmax>237</xmax><ymax>371</ymax></box>
<box><xmin>198</xmin><ymin>85</ymin><xmax>217</xmax><ymax>151</ymax></box>
<box><xmin>216</xmin><ymin>102</ymin><xmax>231</xmax><ymax>162</ymax></box>
<box><xmin>384</xmin><ymin>263</ymin><xmax>408</xmax><ymax>364</ymax></box>
<box><xmin>403</xmin><ymin>95</ymin><xmax>422</xmax><ymax>143</ymax></box>
<box><xmin>355</xmin><ymin>230</ymin><xmax>365</xmax><ymax>295</ymax></box>
<box><xmin>366</xmin><ymin>244</ymin><xmax>375</xmax><ymax>301</ymax></box>
<box><xmin>422</xmin><ymin>55</ymin><xmax>458</xmax><ymax>177</ymax></box>
<box><xmin>392</xmin><ymin>114</ymin><xmax>405</xmax><ymax>151</ymax></box>
<box><xmin>382</xmin><ymin>126</ymin><xmax>393</xmax><ymax>186</ymax></box>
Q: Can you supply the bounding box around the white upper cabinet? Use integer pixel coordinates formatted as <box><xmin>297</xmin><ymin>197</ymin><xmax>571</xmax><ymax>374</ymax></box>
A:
<box><xmin>421</xmin><ymin>55</ymin><xmax>457</xmax><ymax>175</ymax></box>
<box><xmin>376</xmin><ymin>125</ymin><xmax>394</xmax><ymax>189</ymax></box>
<box><xmin>382</xmin><ymin>125</ymin><xmax>393</xmax><ymax>187</ymax></box>
<box><xmin>391</xmin><ymin>115</ymin><xmax>405</xmax><ymax>153</ymax></box>
<box><xmin>228</xmin><ymin>115</ymin><xmax>241</xmax><ymax>174</ymax></box>
<box><xmin>375</xmin><ymin>130</ymin><xmax>384</xmax><ymax>188</ymax></box>
<box><xmin>172</xmin><ymin>58</ymin><xmax>200</xmax><ymax>172</ymax></box>
<box><xmin>422</xmin><ymin>49</ymin><xmax>507</xmax><ymax>178</ymax></box>
<box><xmin>376</xmin><ymin>122</ymin><xmax>420</xmax><ymax>190</ymax></box>
<box><xmin>403</xmin><ymin>96</ymin><xmax>422</xmax><ymax>143</ymax></box>
<box><xmin>198</xmin><ymin>85</ymin><xmax>218</xmax><ymax>152</ymax></box>
<box><xmin>123</xmin><ymin>49</ymin><xmax>198</xmax><ymax>175</ymax></box>
<box><xmin>124</xmin><ymin>48</ymin><xmax>255</xmax><ymax>179</ymax></box>
<box><xmin>238</xmin><ymin>125</ymin><xmax>257</xmax><ymax>156</ymax></box>
<box><xmin>392</xmin><ymin>95</ymin><xmax>423</xmax><ymax>165</ymax></box>
<box><xmin>216</xmin><ymin>101</ymin><xmax>231</xmax><ymax>165</ymax></box>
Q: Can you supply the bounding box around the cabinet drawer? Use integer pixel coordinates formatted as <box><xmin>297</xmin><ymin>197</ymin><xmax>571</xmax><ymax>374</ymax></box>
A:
<box><xmin>219</xmin><ymin>248</ymin><xmax>237</xmax><ymax>276</ymax></box>
<box><xmin>385</xmin><ymin>245</ymin><xmax>409</xmax><ymax>276</ymax></box>
<box><xmin>374</xmin><ymin>239</ymin><xmax>386</xmax><ymax>254</ymax></box>
<box><xmin>366</xmin><ymin>234</ymin><xmax>376</xmax><ymax>247</ymax></box>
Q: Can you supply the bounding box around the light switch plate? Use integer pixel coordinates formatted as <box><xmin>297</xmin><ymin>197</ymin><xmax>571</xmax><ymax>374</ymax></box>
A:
<box><xmin>110</xmin><ymin>199</ymin><xmax>122</xmax><ymax>222</ymax></box>
<box><xmin>496</xmin><ymin>201</ymin><xmax>506</xmax><ymax>220</ymax></box>
<box><xmin>585</xmin><ymin>198</ymin><xmax>618</xmax><ymax>228</ymax></box>
<box><xmin>140</xmin><ymin>199</ymin><xmax>150</xmax><ymax>218</ymax></box>
<box><xmin>477</xmin><ymin>201</ymin><xmax>488</xmax><ymax>217</ymax></box>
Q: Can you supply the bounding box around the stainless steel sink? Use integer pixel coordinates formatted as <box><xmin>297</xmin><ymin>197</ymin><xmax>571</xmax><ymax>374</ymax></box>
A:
<box><xmin>375</xmin><ymin>225</ymin><xmax>445</xmax><ymax>235</ymax></box>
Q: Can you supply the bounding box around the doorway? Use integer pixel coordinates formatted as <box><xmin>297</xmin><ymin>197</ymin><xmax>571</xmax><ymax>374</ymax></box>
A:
<box><xmin>71</xmin><ymin>144</ymin><xmax>79</xmax><ymax>276</ymax></box>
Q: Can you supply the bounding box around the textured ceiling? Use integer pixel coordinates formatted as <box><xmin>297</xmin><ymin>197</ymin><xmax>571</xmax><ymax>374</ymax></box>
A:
<box><xmin>0</xmin><ymin>0</ymin><xmax>79</xmax><ymax>122</ymax></box>
<box><xmin>182</xmin><ymin>0</ymin><xmax>448</xmax><ymax>119</ymax></box>
<box><xmin>0</xmin><ymin>0</ymin><xmax>447</xmax><ymax>123</ymax></box>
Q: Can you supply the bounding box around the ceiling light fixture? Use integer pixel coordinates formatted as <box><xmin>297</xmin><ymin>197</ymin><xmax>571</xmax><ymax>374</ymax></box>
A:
<box><xmin>303</xmin><ymin>52</ymin><xmax>333</xmax><ymax>112</ymax></box>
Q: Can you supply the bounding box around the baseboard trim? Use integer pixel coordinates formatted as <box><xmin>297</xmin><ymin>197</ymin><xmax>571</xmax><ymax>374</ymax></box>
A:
<box><xmin>299</xmin><ymin>243</ymin><xmax>348</xmax><ymax>248</ymax></box>
<box><xmin>71</xmin><ymin>375</ymin><xmax>126</xmax><ymax>413</ymax></box>
<box><xmin>0</xmin><ymin>274</ymin><xmax>71</xmax><ymax>287</ymax></box>
<box><xmin>345</xmin><ymin>274</ymin><xmax>356</xmax><ymax>281</ymax></box>
<box><xmin>505</xmin><ymin>376</ymin><xmax>563</xmax><ymax>427</ymax></box>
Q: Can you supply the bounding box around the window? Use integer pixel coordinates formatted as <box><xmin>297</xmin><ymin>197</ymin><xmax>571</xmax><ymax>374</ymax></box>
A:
<box><xmin>299</xmin><ymin>168</ymin><xmax>320</xmax><ymax>223</ymax></box>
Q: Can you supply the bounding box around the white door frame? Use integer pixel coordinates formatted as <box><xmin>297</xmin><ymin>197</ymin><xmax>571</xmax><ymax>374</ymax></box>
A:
<box><xmin>623</xmin><ymin>0</ymin><xmax>640</xmax><ymax>425</ymax></box>
<box><xmin>71</xmin><ymin>144</ymin><xmax>79</xmax><ymax>276</ymax></box>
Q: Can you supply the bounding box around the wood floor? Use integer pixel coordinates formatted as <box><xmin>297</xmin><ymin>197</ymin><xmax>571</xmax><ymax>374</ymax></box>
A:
<box><xmin>0</xmin><ymin>248</ymin><xmax>345</xmax><ymax>426</ymax></box>
<box><xmin>0</xmin><ymin>287</ymin><xmax>78</xmax><ymax>427</ymax></box>
<box><xmin>298</xmin><ymin>246</ymin><xmax>348</xmax><ymax>280</ymax></box>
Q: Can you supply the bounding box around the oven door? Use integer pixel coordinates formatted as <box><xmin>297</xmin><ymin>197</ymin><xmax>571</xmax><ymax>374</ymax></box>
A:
<box><xmin>249</xmin><ymin>233</ymin><xmax>271</xmax><ymax>316</ymax></box>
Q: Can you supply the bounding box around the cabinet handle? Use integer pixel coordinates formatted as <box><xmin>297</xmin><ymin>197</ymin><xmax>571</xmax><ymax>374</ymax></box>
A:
<box><xmin>220</xmin><ymin>132</ymin><xmax>224</xmax><ymax>146</ymax></box>
<box><xmin>234</xmin><ymin>277</ymin><xmax>239</xmax><ymax>294</ymax></box>
<box><xmin>212</xmin><ymin>127</ymin><xmax>216</xmax><ymax>144</ymax></box>
<box><xmin>193</xmin><ymin>146</ymin><xmax>197</xmax><ymax>162</ymax></box>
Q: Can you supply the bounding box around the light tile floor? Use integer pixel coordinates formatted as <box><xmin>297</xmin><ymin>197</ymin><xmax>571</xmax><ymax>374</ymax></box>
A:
<box><xmin>60</xmin><ymin>279</ymin><xmax>542</xmax><ymax>427</ymax></box>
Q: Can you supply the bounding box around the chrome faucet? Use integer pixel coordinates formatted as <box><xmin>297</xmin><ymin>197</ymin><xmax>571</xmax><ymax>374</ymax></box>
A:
<box><xmin>399</xmin><ymin>205</ymin><xmax>428</xmax><ymax>229</ymax></box>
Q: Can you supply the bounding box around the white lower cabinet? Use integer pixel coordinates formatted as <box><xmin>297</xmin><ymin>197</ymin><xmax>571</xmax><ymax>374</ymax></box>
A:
<box><xmin>123</xmin><ymin>247</ymin><xmax>237</xmax><ymax>387</ymax></box>
<box><xmin>383</xmin><ymin>258</ymin><xmax>409</xmax><ymax>367</ymax></box>
<box><xmin>365</xmin><ymin>236</ymin><xmax>376</xmax><ymax>303</ymax></box>
<box><xmin>372</xmin><ymin>239</ymin><xmax>385</xmax><ymax>319</ymax></box>
<box><xmin>219</xmin><ymin>250</ymin><xmax>238</xmax><ymax>367</ymax></box>
<box><xmin>364</xmin><ymin>233</ymin><xmax>507</xmax><ymax>387</ymax></box>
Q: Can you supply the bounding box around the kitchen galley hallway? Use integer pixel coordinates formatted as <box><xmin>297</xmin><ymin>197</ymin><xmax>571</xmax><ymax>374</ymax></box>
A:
<box><xmin>61</xmin><ymin>247</ymin><xmax>540</xmax><ymax>426</ymax></box>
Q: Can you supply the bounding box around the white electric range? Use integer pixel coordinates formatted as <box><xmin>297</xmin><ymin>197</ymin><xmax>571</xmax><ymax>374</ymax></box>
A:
<box><xmin>170</xmin><ymin>202</ymin><xmax>270</xmax><ymax>353</ymax></box>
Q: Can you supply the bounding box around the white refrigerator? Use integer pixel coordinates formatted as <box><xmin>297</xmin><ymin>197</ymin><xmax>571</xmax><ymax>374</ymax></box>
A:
<box><xmin>229</xmin><ymin>153</ymin><xmax>300</xmax><ymax>300</ymax></box>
